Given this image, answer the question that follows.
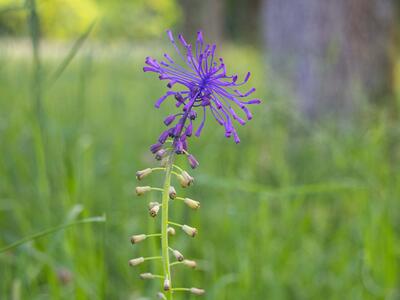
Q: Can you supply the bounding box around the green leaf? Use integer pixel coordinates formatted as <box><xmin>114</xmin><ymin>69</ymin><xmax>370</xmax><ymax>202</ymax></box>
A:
<box><xmin>0</xmin><ymin>215</ymin><xmax>106</xmax><ymax>253</ymax></box>
<box><xmin>48</xmin><ymin>20</ymin><xmax>96</xmax><ymax>86</ymax></box>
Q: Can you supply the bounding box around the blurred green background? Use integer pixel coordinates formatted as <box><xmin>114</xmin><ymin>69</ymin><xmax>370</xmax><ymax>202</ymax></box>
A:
<box><xmin>1</xmin><ymin>0</ymin><xmax>400</xmax><ymax>299</ymax></box>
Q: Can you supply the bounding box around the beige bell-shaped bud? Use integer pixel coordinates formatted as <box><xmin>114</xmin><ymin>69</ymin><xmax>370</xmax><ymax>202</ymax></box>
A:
<box><xmin>184</xmin><ymin>198</ymin><xmax>200</xmax><ymax>210</ymax></box>
<box><xmin>169</xmin><ymin>186</ymin><xmax>177</xmax><ymax>199</ymax></box>
<box><xmin>177</xmin><ymin>174</ymin><xmax>190</xmax><ymax>188</ymax></box>
<box><xmin>148</xmin><ymin>201</ymin><xmax>159</xmax><ymax>209</ymax></box>
<box><xmin>183</xmin><ymin>259</ymin><xmax>197</xmax><ymax>268</ymax></box>
<box><xmin>190</xmin><ymin>288</ymin><xmax>205</xmax><ymax>295</ymax></box>
<box><xmin>130</xmin><ymin>234</ymin><xmax>147</xmax><ymax>244</ymax></box>
<box><xmin>181</xmin><ymin>171</ymin><xmax>194</xmax><ymax>185</ymax></box>
<box><xmin>182</xmin><ymin>224</ymin><xmax>197</xmax><ymax>237</ymax></box>
<box><xmin>173</xmin><ymin>249</ymin><xmax>184</xmax><ymax>261</ymax></box>
<box><xmin>149</xmin><ymin>204</ymin><xmax>160</xmax><ymax>217</ymax></box>
<box><xmin>163</xmin><ymin>278</ymin><xmax>170</xmax><ymax>291</ymax></box>
<box><xmin>135</xmin><ymin>186</ymin><xmax>151</xmax><ymax>196</ymax></box>
<box><xmin>136</xmin><ymin>168</ymin><xmax>152</xmax><ymax>180</ymax></box>
<box><xmin>128</xmin><ymin>257</ymin><xmax>144</xmax><ymax>267</ymax></box>
<box><xmin>139</xmin><ymin>273</ymin><xmax>155</xmax><ymax>280</ymax></box>
<box><xmin>167</xmin><ymin>227</ymin><xmax>176</xmax><ymax>236</ymax></box>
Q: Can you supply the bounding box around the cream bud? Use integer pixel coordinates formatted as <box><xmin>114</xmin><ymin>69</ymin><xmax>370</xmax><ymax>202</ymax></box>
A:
<box><xmin>139</xmin><ymin>273</ymin><xmax>154</xmax><ymax>280</ymax></box>
<box><xmin>148</xmin><ymin>201</ymin><xmax>159</xmax><ymax>209</ymax></box>
<box><xmin>184</xmin><ymin>198</ymin><xmax>200</xmax><ymax>210</ymax></box>
<box><xmin>177</xmin><ymin>174</ymin><xmax>189</xmax><ymax>188</ymax></box>
<box><xmin>167</xmin><ymin>227</ymin><xmax>176</xmax><ymax>236</ymax></box>
<box><xmin>183</xmin><ymin>259</ymin><xmax>197</xmax><ymax>268</ymax></box>
<box><xmin>190</xmin><ymin>288</ymin><xmax>205</xmax><ymax>295</ymax></box>
<box><xmin>135</xmin><ymin>186</ymin><xmax>151</xmax><ymax>196</ymax></box>
<box><xmin>149</xmin><ymin>204</ymin><xmax>160</xmax><ymax>217</ymax></box>
<box><xmin>181</xmin><ymin>171</ymin><xmax>194</xmax><ymax>185</ymax></box>
<box><xmin>178</xmin><ymin>171</ymin><xmax>194</xmax><ymax>188</ymax></box>
<box><xmin>173</xmin><ymin>249</ymin><xmax>184</xmax><ymax>261</ymax></box>
<box><xmin>169</xmin><ymin>186</ymin><xmax>177</xmax><ymax>199</ymax></box>
<box><xmin>182</xmin><ymin>224</ymin><xmax>197</xmax><ymax>237</ymax></box>
<box><xmin>130</xmin><ymin>234</ymin><xmax>147</xmax><ymax>244</ymax></box>
<box><xmin>163</xmin><ymin>278</ymin><xmax>170</xmax><ymax>291</ymax></box>
<box><xmin>136</xmin><ymin>168</ymin><xmax>152</xmax><ymax>180</ymax></box>
<box><xmin>128</xmin><ymin>257</ymin><xmax>144</xmax><ymax>266</ymax></box>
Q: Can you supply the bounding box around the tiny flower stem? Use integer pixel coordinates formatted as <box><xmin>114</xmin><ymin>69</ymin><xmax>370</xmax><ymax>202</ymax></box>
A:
<box><xmin>146</xmin><ymin>233</ymin><xmax>162</xmax><ymax>238</ymax></box>
<box><xmin>151</xmin><ymin>167</ymin><xmax>166</xmax><ymax>172</ymax></box>
<box><xmin>171</xmin><ymin>288</ymin><xmax>190</xmax><ymax>292</ymax></box>
<box><xmin>170</xmin><ymin>261</ymin><xmax>183</xmax><ymax>267</ymax></box>
<box><xmin>143</xmin><ymin>256</ymin><xmax>163</xmax><ymax>261</ymax></box>
<box><xmin>168</xmin><ymin>221</ymin><xmax>183</xmax><ymax>228</ymax></box>
<box><xmin>172</xmin><ymin>164</ymin><xmax>184</xmax><ymax>172</ymax></box>
<box><xmin>175</xmin><ymin>197</ymin><xmax>185</xmax><ymax>201</ymax></box>
<box><xmin>150</xmin><ymin>187</ymin><xmax>164</xmax><ymax>192</ymax></box>
<box><xmin>171</xmin><ymin>171</ymin><xmax>181</xmax><ymax>177</ymax></box>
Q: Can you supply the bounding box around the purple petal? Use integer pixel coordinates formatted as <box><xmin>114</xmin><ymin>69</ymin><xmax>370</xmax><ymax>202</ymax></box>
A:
<box><xmin>233</xmin><ymin>129</ymin><xmax>240</xmax><ymax>144</ymax></box>
<box><xmin>195</xmin><ymin>107</ymin><xmax>207</xmax><ymax>137</ymax></box>
<box><xmin>164</xmin><ymin>114</ymin><xmax>177</xmax><ymax>126</ymax></box>
<box><xmin>155</xmin><ymin>91</ymin><xmax>175</xmax><ymax>108</ymax></box>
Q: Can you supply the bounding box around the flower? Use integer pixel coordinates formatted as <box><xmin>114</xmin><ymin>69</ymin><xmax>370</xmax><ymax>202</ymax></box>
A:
<box><xmin>144</xmin><ymin>30</ymin><xmax>260</xmax><ymax>164</ymax></box>
<box><xmin>183</xmin><ymin>198</ymin><xmax>200</xmax><ymax>210</ymax></box>
<box><xmin>136</xmin><ymin>168</ymin><xmax>152</xmax><ymax>180</ymax></box>
<box><xmin>182</xmin><ymin>259</ymin><xmax>197</xmax><ymax>268</ymax></box>
<box><xmin>130</xmin><ymin>234</ymin><xmax>147</xmax><ymax>244</ymax></box>
<box><xmin>129</xmin><ymin>257</ymin><xmax>145</xmax><ymax>267</ymax></box>
<box><xmin>190</xmin><ymin>288</ymin><xmax>205</xmax><ymax>295</ymax></box>
<box><xmin>182</xmin><ymin>224</ymin><xmax>197</xmax><ymax>237</ymax></box>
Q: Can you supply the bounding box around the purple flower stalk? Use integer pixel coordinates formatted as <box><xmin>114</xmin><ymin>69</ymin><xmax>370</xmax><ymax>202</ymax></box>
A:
<box><xmin>133</xmin><ymin>30</ymin><xmax>260</xmax><ymax>299</ymax></box>
<box><xmin>144</xmin><ymin>30</ymin><xmax>261</xmax><ymax>165</ymax></box>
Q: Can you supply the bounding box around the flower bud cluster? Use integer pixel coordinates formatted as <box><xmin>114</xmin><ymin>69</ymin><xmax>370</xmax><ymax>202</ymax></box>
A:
<box><xmin>131</xmin><ymin>155</ymin><xmax>204</xmax><ymax>296</ymax></box>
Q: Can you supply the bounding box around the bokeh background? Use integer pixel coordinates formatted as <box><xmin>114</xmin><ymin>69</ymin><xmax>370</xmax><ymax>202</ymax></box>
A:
<box><xmin>1</xmin><ymin>0</ymin><xmax>400</xmax><ymax>299</ymax></box>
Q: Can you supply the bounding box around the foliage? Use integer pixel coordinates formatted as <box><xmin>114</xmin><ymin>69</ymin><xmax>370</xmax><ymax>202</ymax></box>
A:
<box><xmin>0</xmin><ymin>43</ymin><xmax>399</xmax><ymax>299</ymax></box>
<box><xmin>97</xmin><ymin>0</ymin><xmax>180</xmax><ymax>40</ymax></box>
<box><xmin>0</xmin><ymin>0</ymin><xmax>180</xmax><ymax>39</ymax></box>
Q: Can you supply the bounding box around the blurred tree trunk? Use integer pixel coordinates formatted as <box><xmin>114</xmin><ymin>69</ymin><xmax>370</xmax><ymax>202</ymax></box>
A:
<box><xmin>179</xmin><ymin>0</ymin><xmax>225</xmax><ymax>43</ymax></box>
<box><xmin>263</xmin><ymin>0</ymin><xmax>398</xmax><ymax>119</ymax></box>
<box><xmin>226</xmin><ymin>0</ymin><xmax>262</xmax><ymax>43</ymax></box>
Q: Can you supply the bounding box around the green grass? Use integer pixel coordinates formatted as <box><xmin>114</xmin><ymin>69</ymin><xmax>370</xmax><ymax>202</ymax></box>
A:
<box><xmin>0</xmin><ymin>43</ymin><xmax>399</xmax><ymax>300</ymax></box>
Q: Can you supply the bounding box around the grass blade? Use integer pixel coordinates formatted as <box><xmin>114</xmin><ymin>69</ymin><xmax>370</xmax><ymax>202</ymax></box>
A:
<box><xmin>0</xmin><ymin>215</ymin><xmax>106</xmax><ymax>253</ymax></box>
<box><xmin>48</xmin><ymin>20</ymin><xmax>96</xmax><ymax>86</ymax></box>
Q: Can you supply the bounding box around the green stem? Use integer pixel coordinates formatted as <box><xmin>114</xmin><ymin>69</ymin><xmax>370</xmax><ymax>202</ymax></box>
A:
<box><xmin>161</xmin><ymin>152</ymin><xmax>175</xmax><ymax>300</ymax></box>
<box><xmin>172</xmin><ymin>164</ymin><xmax>184</xmax><ymax>172</ymax></box>
<box><xmin>172</xmin><ymin>288</ymin><xmax>190</xmax><ymax>292</ymax></box>
<box><xmin>146</xmin><ymin>233</ymin><xmax>162</xmax><ymax>238</ymax></box>
<box><xmin>143</xmin><ymin>256</ymin><xmax>162</xmax><ymax>261</ymax></box>
<box><xmin>168</xmin><ymin>221</ymin><xmax>183</xmax><ymax>227</ymax></box>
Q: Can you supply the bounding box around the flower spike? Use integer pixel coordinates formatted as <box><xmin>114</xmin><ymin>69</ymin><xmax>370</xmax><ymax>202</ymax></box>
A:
<box><xmin>131</xmin><ymin>30</ymin><xmax>259</xmax><ymax>297</ymax></box>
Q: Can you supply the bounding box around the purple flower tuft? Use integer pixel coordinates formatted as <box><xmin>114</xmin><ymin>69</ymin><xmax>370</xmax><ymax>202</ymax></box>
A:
<box><xmin>144</xmin><ymin>30</ymin><xmax>260</xmax><ymax>161</ymax></box>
